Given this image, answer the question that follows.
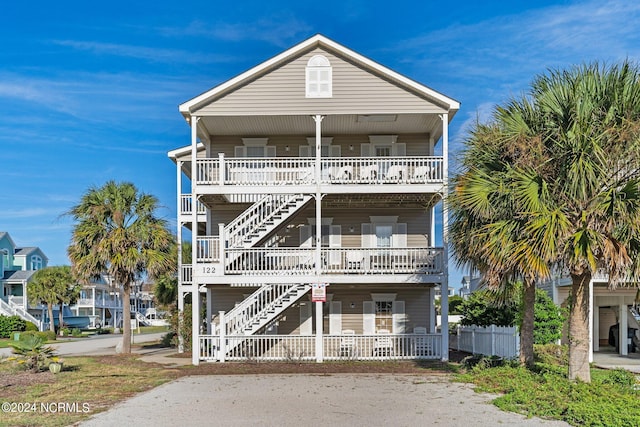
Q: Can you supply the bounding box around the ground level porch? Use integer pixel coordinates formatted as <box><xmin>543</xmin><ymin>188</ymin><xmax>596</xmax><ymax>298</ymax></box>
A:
<box><xmin>199</xmin><ymin>332</ymin><xmax>442</xmax><ymax>362</ymax></box>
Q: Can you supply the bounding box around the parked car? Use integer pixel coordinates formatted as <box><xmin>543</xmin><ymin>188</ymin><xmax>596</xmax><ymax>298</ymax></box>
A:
<box><xmin>608</xmin><ymin>323</ymin><xmax>638</xmax><ymax>353</ymax></box>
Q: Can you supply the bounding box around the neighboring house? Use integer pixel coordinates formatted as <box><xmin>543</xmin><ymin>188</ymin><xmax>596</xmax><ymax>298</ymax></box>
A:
<box><xmin>458</xmin><ymin>272</ymin><xmax>481</xmax><ymax>299</ymax></box>
<box><xmin>0</xmin><ymin>232</ymin><xmax>48</xmax><ymax>328</ymax></box>
<box><xmin>69</xmin><ymin>273</ymin><xmax>124</xmax><ymax>328</ymax></box>
<box><xmin>168</xmin><ymin>34</ymin><xmax>459</xmax><ymax>364</ymax></box>
<box><xmin>542</xmin><ymin>271</ymin><xmax>640</xmax><ymax>360</ymax></box>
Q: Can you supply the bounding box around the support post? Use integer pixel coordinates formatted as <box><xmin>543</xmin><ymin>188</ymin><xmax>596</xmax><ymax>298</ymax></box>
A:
<box><xmin>190</xmin><ymin>115</ymin><xmax>200</xmax><ymax>366</ymax></box>
<box><xmin>315</xmin><ymin>300</ymin><xmax>323</xmax><ymax>362</ymax></box>
<box><xmin>620</xmin><ymin>299</ymin><xmax>628</xmax><ymax>356</ymax></box>
<box><xmin>219</xmin><ymin>310</ymin><xmax>226</xmax><ymax>363</ymax></box>
<box><xmin>439</xmin><ymin>113</ymin><xmax>450</xmax><ymax>361</ymax></box>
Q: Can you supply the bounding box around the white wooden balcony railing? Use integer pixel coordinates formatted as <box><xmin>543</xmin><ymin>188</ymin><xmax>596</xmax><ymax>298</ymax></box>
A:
<box><xmin>76</xmin><ymin>297</ymin><xmax>121</xmax><ymax>308</ymax></box>
<box><xmin>195</xmin><ymin>156</ymin><xmax>444</xmax><ymax>186</ymax></box>
<box><xmin>196</xmin><ymin>236</ymin><xmax>221</xmax><ymax>262</ymax></box>
<box><xmin>223</xmin><ymin>247</ymin><xmax>444</xmax><ymax>275</ymax></box>
<box><xmin>180</xmin><ymin>195</ymin><xmax>207</xmax><ymax>216</ymax></box>
<box><xmin>199</xmin><ymin>333</ymin><xmax>442</xmax><ymax>361</ymax></box>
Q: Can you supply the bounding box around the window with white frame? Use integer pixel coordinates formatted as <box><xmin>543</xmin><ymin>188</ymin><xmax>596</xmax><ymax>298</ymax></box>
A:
<box><xmin>31</xmin><ymin>255</ymin><xmax>42</xmax><ymax>270</ymax></box>
<box><xmin>306</xmin><ymin>55</ymin><xmax>332</xmax><ymax>98</ymax></box>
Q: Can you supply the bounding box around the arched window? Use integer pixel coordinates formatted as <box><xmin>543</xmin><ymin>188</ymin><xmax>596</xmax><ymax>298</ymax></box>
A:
<box><xmin>306</xmin><ymin>55</ymin><xmax>332</xmax><ymax>98</ymax></box>
<box><xmin>31</xmin><ymin>255</ymin><xmax>42</xmax><ymax>270</ymax></box>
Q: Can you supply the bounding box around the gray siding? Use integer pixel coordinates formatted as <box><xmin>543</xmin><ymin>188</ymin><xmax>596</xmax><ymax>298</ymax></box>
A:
<box><xmin>196</xmin><ymin>48</ymin><xmax>445</xmax><ymax>116</ymax></box>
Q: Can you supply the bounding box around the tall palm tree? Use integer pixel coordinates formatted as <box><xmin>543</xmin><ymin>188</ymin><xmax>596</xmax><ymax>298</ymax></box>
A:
<box><xmin>67</xmin><ymin>181</ymin><xmax>175</xmax><ymax>353</ymax></box>
<box><xmin>452</xmin><ymin>61</ymin><xmax>640</xmax><ymax>382</ymax></box>
<box><xmin>450</xmin><ymin>122</ymin><xmax>558</xmax><ymax>368</ymax></box>
<box><xmin>28</xmin><ymin>266</ymin><xmax>75</xmax><ymax>333</ymax></box>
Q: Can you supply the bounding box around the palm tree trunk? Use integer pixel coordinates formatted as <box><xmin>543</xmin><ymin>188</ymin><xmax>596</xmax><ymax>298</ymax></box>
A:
<box><xmin>58</xmin><ymin>302</ymin><xmax>64</xmax><ymax>333</ymax></box>
<box><xmin>122</xmin><ymin>283</ymin><xmax>131</xmax><ymax>354</ymax></box>
<box><xmin>569</xmin><ymin>271</ymin><xmax>591</xmax><ymax>382</ymax></box>
<box><xmin>520</xmin><ymin>280</ymin><xmax>536</xmax><ymax>368</ymax></box>
<box><xmin>48</xmin><ymin>304</ymin><xmax>55</xmax><ymax>333</ymax></box>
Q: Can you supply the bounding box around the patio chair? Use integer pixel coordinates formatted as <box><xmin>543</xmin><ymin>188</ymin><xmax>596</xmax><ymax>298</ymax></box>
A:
<box><xmin>413</xmin><ymin>165</ymin><xmax>431</xmax><ymax>181</ymax></box>
<box><xmin>373</xmin><ymin>329</ymin><xmax>394</xmax><ymax>357</ymax></box>
<box><xmin>346</xmin><ymin>250</ymin><xmax>364</xmax><ymax>270</ymax></box>
<box><xmin>384</xmin><ymin>165</ymin><xmax>406</xmax><ymax>182</ymax></box>
<box><xmin>339</xmin><ymin>329</ymin><xmax>357</xmax><ymax>357</ymax></box>
<box><xmin>359</xmin><ymin>164</ymin><xmax>378</xmax><ymax>181</ymax></box>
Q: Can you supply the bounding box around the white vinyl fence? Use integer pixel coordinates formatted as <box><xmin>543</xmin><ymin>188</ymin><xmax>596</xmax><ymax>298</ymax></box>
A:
<box><xmin>457</xmin><ymin>325</ymin><xmax>520</xmax><ymax>359</ymax></box>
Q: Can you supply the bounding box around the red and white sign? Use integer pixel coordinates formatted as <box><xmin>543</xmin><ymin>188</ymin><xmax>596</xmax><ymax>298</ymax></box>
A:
<box><xmin>311</xmin><ymin>283</ymin><xmax>327</xmax><ymax>302</ymax></box>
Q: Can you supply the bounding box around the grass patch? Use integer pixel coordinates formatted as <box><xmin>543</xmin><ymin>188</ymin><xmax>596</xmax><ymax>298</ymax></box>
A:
<box><xmin>456</xmin><ymin>362</ymin><xmax>640</xmax><ymax>426</ymax></box>
<box><xmin>0</xmin><ymin>355</ymin><xmax>180</xmax><ymax>426</ymax></box>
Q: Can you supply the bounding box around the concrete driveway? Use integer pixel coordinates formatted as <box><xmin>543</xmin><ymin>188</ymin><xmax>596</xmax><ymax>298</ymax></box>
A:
<box><xmin>80</xmin><ymin>374</ymin><xmax>569</xmax><ymax>427</ymax></box>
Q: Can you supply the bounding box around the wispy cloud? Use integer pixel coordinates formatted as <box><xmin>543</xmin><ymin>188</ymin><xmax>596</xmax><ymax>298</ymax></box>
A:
<box><xmin>392</xmin><ymin>0</ymin><xmax>640</xmax><ymax>96</ymax></box>
<box><xmin>51</xmin><ymin>40</ymin><xmax>237</xmax><ymax>64</ymax></box>
<box><xmin>161</xmin><ymin>13</ymin><xmax>313</xmax><ymax>47</ymax></box>
<box><xmin>0</xmin><ymin>208</ymin><xmax>51</xmax><ymax>219</ymax></box>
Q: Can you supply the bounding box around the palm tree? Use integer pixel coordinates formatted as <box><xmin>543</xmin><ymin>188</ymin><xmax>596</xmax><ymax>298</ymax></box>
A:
<box><xmin>67</xmin><ymin>181</ymin><xmax>175</xmax><ymax>353</ymax></box>
<box><xmin>450</xmin><ymin>122</ymin><xmax>555</xmax><ymax>368</ymax></box>
<box><xmin>28</xmin><ymin>266</ymin><xmax>72</xmax><ymax>333</ymax></box>
<box><xmin>452</xmin><ymin>61</ymin><xmax>640</xmax><ymax>382</ymax></box>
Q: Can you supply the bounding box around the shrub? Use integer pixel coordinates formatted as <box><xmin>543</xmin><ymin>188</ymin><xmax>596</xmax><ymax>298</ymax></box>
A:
<box><xmin>95</xmin><ymin>327</ymin><xmax>112</xmax><ymax>335</ymax></box>
<box><xmin>459</xmin><ymin>291</ymin><xmax>518</xmax><ymax>327</ymax></box>
<box><xmin>161</xmin><ymin>331</ymin><xmax>176</xmax><ymax>347</ymax></box>
<box><xmin>520</xmin><ymin>290</ymin><xmax>566</xmax><ymax>345</ymax></box>
<box><xmin>534</xmin><ymin>343</ymin><xmax>568</xmax><ymax>366</ymax></box>
<box><xmin>6</xmin><ymin>334</ymin><xmax>57</xmax><ymax>372</ymax></box>
<box><xmin>71</xmin><ymin>328</ymin><xmax>82</xmax><ymax>337</ymax></box>
<box><xmin>24</xmin><ymin>321</ymin><xmax>39</xmax><ymax>332</ymax></box>
<box><xmin>19</xmin><ymin>330</ymin><xmax>57</xmax><ymax>342</ymax></box>
<box><xmin>169</xmin><ymin>304</ymin><xmax>192</xmax><ymax>350</ymax></box>
<box><xmin>0</xmin><ymin>315</ymin><xmax>27</xmax><ymax>338</ymax></box>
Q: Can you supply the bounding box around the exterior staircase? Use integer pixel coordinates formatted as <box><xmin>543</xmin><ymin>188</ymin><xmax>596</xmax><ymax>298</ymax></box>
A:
<box><xmin>225</xmin><ymin>193</ymin><xmax>312</xmax><ymax>249</ymax></box>
<box><xmin>0</xmin><ymin>298</ymin><xmax>43</xmax><ymax>330</ymax></box>
<box><xmin>224</xmin><ymin>283</ymin><xmax>310</xmax><ymax>336</ymax></box>
<box><xmin>218</xmin><ymin>283</ymin><xmax>310</xmax><ymax>358</ymax></box>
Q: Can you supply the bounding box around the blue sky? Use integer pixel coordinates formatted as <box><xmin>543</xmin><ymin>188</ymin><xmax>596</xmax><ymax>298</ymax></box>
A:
<box><xmin>2</xmin><ymin>0</ymin><xmax>640</xmax><ymax>291</ymax></box>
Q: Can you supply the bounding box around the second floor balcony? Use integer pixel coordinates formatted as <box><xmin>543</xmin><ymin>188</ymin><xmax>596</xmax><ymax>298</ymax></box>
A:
<box><xmin>180</xmin><ymin>245</ymin><xmax>444</xmax><ymax>284</ymax></box>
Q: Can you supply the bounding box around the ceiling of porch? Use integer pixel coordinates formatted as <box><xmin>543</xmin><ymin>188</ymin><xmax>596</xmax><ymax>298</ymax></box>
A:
<box><xmin>197</xmin><ymin>113</ymin><xmax>445</xmax><ymax>142</ymax></box>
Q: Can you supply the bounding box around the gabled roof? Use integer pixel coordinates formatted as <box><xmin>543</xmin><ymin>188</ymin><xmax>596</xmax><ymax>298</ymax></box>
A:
<box><xmin>179</xmin><ymin>34</ymin><xmax>460</xmax><ymax>118</ymax></box>
<box><xmin>2</xmin><ymin>270</ymin><xmax>35</xmax><ymax>282</ymax></box>
<box><xmin>0</xmin><ymin>232</ymin><xmax>16</xmax><ymax>249</ymax></box>
<box><xmin>167</xmin><ymin>142</ymin><xmax>205</xmax><ymax>161</ymax></box>
<box><xmin>13</xmin><ymin>247</ymin><xmax>48</xmax><ymax>261</ymax></box>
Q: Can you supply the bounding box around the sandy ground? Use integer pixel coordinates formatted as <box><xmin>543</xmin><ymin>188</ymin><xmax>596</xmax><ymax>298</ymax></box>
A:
<box><xmin>80</xmin><ymin>374</ymin><xmax>569</xmax><ymax>427</ymax></box>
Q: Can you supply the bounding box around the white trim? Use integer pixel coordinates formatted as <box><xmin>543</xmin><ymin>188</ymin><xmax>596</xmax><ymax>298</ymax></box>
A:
<box><xmin>167</xmin><ymin>143</ymin><xmax>205</xmax><ymax>160</ymax></box>
<box><xmin>179</xmin><ymin>34</ymin><xmax>460</xmax><ymax>115</ymax></box>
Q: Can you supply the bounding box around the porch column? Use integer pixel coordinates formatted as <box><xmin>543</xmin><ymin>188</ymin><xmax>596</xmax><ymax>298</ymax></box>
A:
<box><xmin>440</xmin><ymin>113</ymin><xmax>450</xmax><ymax>361</ymax></box>
<box><xmin>315</xmin><ymin>300</ymin><xmax>323</xmax><ymax>363</ymax></box>
<box><xmin>190</xmin><ymin>115</ymin><xmax>201</xmax><ymax>366</ymax></box>
<box><xmin>176</xmin><ymin>159</ymin><xmax>184</xmax><ymax>353</ymax></box>
<box><xmin>313</xmin><ymin>114</ymin><xmax>324</xmax><ymax>275</ymax></box>
<box><xmin>91</xmin><ymin>288</ymin><xmax>96</xmax><ymax>318</ymax></box>
<box><xmin>619</xmin><ymin>298</ymin><xmax>628</xmax><ymax>356</ymax></box>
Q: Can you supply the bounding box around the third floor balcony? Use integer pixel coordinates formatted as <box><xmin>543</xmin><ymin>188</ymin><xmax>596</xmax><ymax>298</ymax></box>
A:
<box><xmin>194</xmin><ymin>155</ymin><xmax>444</xmax><ymax>189</ymax></box>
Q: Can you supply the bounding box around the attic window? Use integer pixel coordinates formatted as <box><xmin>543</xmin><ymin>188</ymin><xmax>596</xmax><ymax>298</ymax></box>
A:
<box><xmin>306</xmin><ymin>55</ymin><xmax>332</xmax><ymax>98</ymax></box>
